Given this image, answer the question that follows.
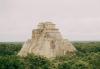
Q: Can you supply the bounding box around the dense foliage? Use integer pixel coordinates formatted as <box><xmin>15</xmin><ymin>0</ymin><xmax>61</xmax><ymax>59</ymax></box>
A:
<box><xmin>0</xmin><ymin>42</ymin><xmax>100</xmax><ymax>69</ymax></box>
<box><xmin>0</xmin><ymin>56</ymin><xmax>25</xmax><ymax>69</ymax></box>
<box><xmin>0</xmin><ymin>42</ymin><xmax>22</xmax><ymax>56</ymax></box>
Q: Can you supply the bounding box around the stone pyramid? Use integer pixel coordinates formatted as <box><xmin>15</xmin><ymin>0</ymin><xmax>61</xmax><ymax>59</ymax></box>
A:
<box><xmin>18</xmin><ymin>22</ymin><xmax>76</xmax><ymax>58</ymax></box>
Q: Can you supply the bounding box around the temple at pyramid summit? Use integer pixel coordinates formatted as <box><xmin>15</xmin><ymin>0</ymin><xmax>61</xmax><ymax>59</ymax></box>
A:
<box><xmin>18</xmin><ymin>22</ymin><xmax>76</xmax><ymax>58</ymax></box>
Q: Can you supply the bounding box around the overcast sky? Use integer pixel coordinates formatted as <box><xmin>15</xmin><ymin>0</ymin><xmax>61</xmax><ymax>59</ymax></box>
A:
<box><xmin>0</xmin><ymin>0</ymin><xmax>100</xmax><ymax>41</ymax></box>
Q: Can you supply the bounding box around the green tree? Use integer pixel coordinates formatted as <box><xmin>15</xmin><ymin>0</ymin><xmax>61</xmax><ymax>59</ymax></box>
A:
<box><xmin>24</xmin><ymin>54</ymin><xmax>51</xmax><ymax>69</ymax></box>
<box><xmin>58</xmin><ymin>61</ymin><xmax>71</xmax><ymax>69</ymax></box>
<box><xmin>72</xmin><ymin>60</ymin><xmax>91</xmax><ymax>69</ymax></box>
<box><xmin>0</xmin><ymin>56</ymin><xmax>25</xmax><ymax>69</ymax></box>
<box><xmin>0</xmin><ymin>42</ymin><xmax>22</xmax><ymax>56</ymax></box>
<box><xmin>83</xmin><ymin>52</ymin><xmax>100</xmax><ymax>69</ymax></box>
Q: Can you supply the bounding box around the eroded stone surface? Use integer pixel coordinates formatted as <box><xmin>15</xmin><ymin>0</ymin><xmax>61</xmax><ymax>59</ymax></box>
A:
<box><xmin>18</xmin><ymin>22</ymin><xmax>76</xmax><ymax>58</ymax></box>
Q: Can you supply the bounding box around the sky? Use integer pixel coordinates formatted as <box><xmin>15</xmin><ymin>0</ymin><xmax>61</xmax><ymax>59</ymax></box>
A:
<box><xmin>0</xmin><ymin>0</ymin><xmax>100</xmax><ymax>41</ymax></box>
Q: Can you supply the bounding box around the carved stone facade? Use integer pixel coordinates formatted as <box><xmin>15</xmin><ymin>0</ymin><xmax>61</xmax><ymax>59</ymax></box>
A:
<box><xmin>18</xmin><ymin>22</ymin><xmax>76</xmax><ymax>58</ymax></box>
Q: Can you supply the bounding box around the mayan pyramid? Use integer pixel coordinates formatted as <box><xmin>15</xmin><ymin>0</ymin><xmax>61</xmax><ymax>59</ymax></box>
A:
<box><xmin>18</xmin><ymin>22</ymin><xmax>76</xmax><ymax>58</ymax></box>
